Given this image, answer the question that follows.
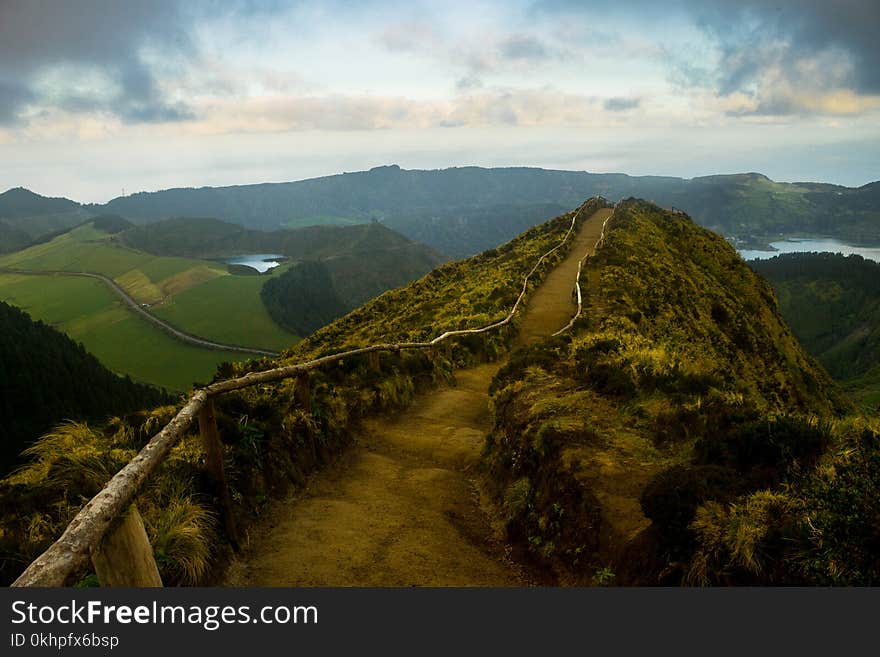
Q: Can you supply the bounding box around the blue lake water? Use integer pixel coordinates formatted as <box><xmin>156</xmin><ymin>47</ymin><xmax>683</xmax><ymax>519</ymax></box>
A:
<box><xmin>739</xmin><ymin>238</ymin><xmax>880</xmax><ymax>263</ymax></box>
<box><xmin>223</xmin><ymin>254</ymin><xmax>285</xmax><ymax>273</ymax></box>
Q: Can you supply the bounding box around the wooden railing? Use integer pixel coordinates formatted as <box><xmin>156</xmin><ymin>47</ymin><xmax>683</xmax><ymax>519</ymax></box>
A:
<box><xmin>11</xmin><ymin>197</ymin><xmax>609</xmax><ymax>587</ymax></box>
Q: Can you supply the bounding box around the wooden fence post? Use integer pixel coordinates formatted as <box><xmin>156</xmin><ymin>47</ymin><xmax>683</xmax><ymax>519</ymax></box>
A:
<box><xmin>90</xmin><ymin>504</ymin><xmax>162</xmax><ymax>587</ymax></box>
<box><xmin>368</xmin><ymin>351</ymin><xmax>381</xmax><ymax>373</ymax></box>
<box><xmin>295</xmin><ymin>372</ymin><xmax>311</xmax><ymax>414</ymax></box>
<box><xmin>198</xmin><ymin>398</ymin><xmax>239</xmax><ymax>549</ymax></box>
<box><xmin>295</xmin><ymin>372</ymin><xmax>318</xmax><ymax>463</ymax></box>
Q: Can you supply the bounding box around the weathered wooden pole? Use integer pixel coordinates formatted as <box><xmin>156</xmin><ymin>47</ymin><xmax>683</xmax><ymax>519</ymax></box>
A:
<box><xmin>295</xmin><ymin>372</ymin><xmax>318</xmax><ymax>463</ymax></box>
<box><xmin>90</xmin><ymin>504</ymin><xmax>162</xmax><ymax>587</ymax></box>
<box><xmin>295</xmin><ymin>372</ymin><xmax>311</xmax><ymax>414</ymax></box>
<box><xmin>198</xmin><ymin>399</ymin><xmax>239</xmax><ymax>549</ymax></box>
<box><xmin>368</xmin><ymin>351</ymin><xmax>381</xmax><ymax>373</ymax></box>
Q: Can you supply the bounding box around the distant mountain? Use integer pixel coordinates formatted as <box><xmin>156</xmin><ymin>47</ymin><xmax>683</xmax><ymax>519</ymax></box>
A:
<box><xmin>0</xmin><ymin>301</ymin><xmax>169</xmax><ymax>476</ymax></box>
<box><xmin>0</xmin><ymin>220</ymin><xmax>32</xmax><ymax>254</ymax></box>
<box><xmin>4</xmin><ymin>166</ymin><xmax>878</xmax><ymax>259</ymax></box>
<box><xmin>88</xmin><ymin>166</ymin><xmax>879</xmax><ymax>256</ymax></box>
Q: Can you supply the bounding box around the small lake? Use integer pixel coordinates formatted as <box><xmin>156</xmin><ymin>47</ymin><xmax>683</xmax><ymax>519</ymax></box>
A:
<box><xmin>222</xmin><ymin>254</ymin><xmax>286</xmax><ymax>273</ymax></box>
<box><xmin>739</xmin><ymin>238</ymin><xmax>880</xmax><ymax>263</ymax></box>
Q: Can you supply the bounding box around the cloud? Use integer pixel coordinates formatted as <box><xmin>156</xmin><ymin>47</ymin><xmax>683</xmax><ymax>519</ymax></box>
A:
<box><xmin>0</xmin><ymin>0</ymin><xmax>196</xmax><ymax>125</ymax></box>
<box><xmin>192</xmin><ymin>87</ymin><xmax>605</xmax><ymax>133</ymax></box>
<box><xmin>604</xmin><ymin>97</ymin><xmax>640</xmax><ymax>112</ymax></box>
<box><xmin>456</xmin><ymin>75</ymin><xmax>484</xmax><ymax>92</ymax></box>
<box><xmin>498</xmin><ymin>35</ymin><xmax>551</xmax><ymax>61</ymax></box>
<box><xmin>533</xmin><ymin>0</ymin><xmax>880</xmax><ymax>117</ymax></box>
<box><xmin>682</xmin><ymin>0</ymin><xmax>880</xmax><ymax>115</ymax></box>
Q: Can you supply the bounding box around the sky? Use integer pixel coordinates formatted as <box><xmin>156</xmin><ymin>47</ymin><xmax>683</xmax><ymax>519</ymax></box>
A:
<box><xmin>0</xmin><ymin>0</ymin><xmax>878</xmax><ymax>202</ymax></box>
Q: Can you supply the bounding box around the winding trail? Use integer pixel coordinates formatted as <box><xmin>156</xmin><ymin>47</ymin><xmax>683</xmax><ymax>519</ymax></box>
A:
<box><xmin>0</xmin><ymin>268</ymin><xmax>278</xmax><ymax>357</ymax></box>
<box><xmin>226</xmin><ymin>208</ymin><xmax>612</xmax><ymax>586</ymax></box>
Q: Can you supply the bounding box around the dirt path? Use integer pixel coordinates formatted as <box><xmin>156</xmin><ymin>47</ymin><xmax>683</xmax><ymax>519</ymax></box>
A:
<box><xmin>226</xmin><ymin>208</ymin><xmax>611</xmax><ymax>586</ymax></box>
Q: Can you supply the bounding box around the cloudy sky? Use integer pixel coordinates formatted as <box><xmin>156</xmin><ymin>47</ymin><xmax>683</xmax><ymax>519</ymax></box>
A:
<box><xmin>1</xmin><ymin>0</ymin><xmax>878</xmax><ymax>202</ymax></box>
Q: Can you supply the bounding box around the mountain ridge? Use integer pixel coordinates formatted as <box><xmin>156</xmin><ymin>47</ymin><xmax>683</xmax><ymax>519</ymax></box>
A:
<box><xmin>4</xmin><ymin>165</ymin><xmax>877</xmax><ymax>258</ymax></box>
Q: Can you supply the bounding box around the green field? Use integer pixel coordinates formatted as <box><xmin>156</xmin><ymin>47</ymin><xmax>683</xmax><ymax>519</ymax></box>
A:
<box><xmin>0</xmin><ymin>273</ymin><xmax>251</xmax><ymax>392</ymax></box>
<box><xmin>0</xmin><ymin>224</ymin><xmax>298</xmax><ymax>350</ymax></box>
<box><xmin>153</xmin><ymin>269</ymin><xmax>297</xmax><ymax>352</ymax></box>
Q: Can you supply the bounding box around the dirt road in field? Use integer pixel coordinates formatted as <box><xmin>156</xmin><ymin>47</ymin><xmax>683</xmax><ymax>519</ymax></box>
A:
<box><xmin>226</xmin><ymin>208</ymin><xmax>611</xmax><ymax>586</ymax></box>
<box><xmin>0</xmin><ymin>267</ymin><xmax>278</xmax><ymax>357</ymax></box>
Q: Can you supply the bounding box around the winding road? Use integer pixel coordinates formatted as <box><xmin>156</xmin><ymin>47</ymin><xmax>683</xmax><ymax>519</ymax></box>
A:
<box><xmin>0</xmin><ymin>267</ymin><xmax>279</xmax><ymax>357</ymax></box>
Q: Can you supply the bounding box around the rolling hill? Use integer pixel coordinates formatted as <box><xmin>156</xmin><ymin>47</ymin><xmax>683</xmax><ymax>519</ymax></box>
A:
<box><xmin>0</xmin><ymin>187</ymin><xmax>91</xmax><ymax>248</ymax></box>
<box><xmin>89</xmin><ymin>166</ymin><xmax>880</xmax><ymax>256</ymax></box>
<box><xmin>5</xmin><ymin>166</ymin><xmax>876</xmax><ymax>260</ymax></box>
<box><xmin>0</xmin><ymin>216</ymin><xmax>442</xmax><ymax>388</ymax></box>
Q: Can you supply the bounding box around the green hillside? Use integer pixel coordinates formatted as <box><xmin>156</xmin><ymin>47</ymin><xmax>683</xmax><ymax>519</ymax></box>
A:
<box><xmin>751</xmin><ymin>253</ymin><xmax>880</xmax><ymax>408</ymax></box>
<box><xmin>4</xmin><ymin>198</ymin><xmax>877</xmax><ymax>588</ymax></box>
<box><xmin>483</xmin><ymin>200</ymin><xmax>868</xmax><ymax>585</ymax></box>
<box><xmin>0</xmin><ymin>221</ymin><xmax>298</xmax><ymax>351</ymax></box>
<box><xmin>0</xmin><ymin>301</ymin><xmax>169</xmax><ymax>477</ymax></box>
<box><xmin>0</xmin><ymin>273</ymin><xmax>249</xmax><ymax>392</ymax></box>
<box><xmin>0</xmin><ymin>199</ymin><xmax>606</xmax><ymax>586</ymax></box>
<box><xmin>119</xmin><ymin>216</ymin><xmax>444</xmax><ymax>329</ymax></box>
<box><xmin>0</xmin><ymin>187</ymin><xmax>91</xmax><ymax>243</ymax></box>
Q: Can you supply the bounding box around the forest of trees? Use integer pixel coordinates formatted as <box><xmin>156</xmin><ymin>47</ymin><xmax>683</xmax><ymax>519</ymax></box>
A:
<box><xmin>0</xmin><ymin>301</ymin><xmax>169</xmax><ymax>476</ymax></box>
<box><xmin>259</xmin><ymin>261</ymin><xmax>349</xmax><ymax>335</ymax></box>
<box><xmin>751</xmin><ymin>253</ymin><xmax>880</xmax><ymax>380</ymax></box>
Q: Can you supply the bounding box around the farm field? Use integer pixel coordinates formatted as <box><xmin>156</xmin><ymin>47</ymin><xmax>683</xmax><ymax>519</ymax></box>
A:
<box><xmin>153</xmin><ymin>271</ymin><xmax>297</xmax><ymax>352</ymax></box>
<box><xmin>0</xmin><ymin>223</ymin><xmax>298</xmax><ymax>350</ymax></box>
<box><xmin>0</xmin><ymin>273</ymin><xmax>253</xmax><ymax>392</ymax></box>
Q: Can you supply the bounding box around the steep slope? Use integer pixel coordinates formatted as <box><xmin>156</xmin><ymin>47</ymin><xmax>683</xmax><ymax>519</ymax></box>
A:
<box><xmin>0</xmin><ymin>301</ymin><xmax>169</xmax><ymax>476</ymax></box>
<box><xmin>484</xmin><ymin>199</ymin><xmax>851</xmax><ymax>584</ymax></box>
<box><xmin>751</xmin><ymin>253</ymin><xmax>880</xmax><ymax>408</ymax></box>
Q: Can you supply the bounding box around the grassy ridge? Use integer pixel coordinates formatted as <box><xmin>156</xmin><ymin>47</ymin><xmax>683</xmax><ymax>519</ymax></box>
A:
<box><xmin>483</xmin><ymin>199</ymin><xmax>858</xmax><ymax>585</ymax></box>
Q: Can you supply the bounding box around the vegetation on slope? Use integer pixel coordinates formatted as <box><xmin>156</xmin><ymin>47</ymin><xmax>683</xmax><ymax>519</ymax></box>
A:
<box><xmin>259</xmin><ymin>261</ymin><xmax>348</xmax><ymax>335</ymax></box>
<box><xmin>0</xmin><ymin>199</ymin><xmax>606</xmax><ymax>586</ymax></box>
<box><xmin>0</xmin><ymin>301</ymin><xmax>169</xmax><ymax>477</ymax></box>
<box><xmin>483</xmin><ymin>200</ymin><xmax>865</xmax><ymax>585</ymax></box>
<box><xmin>750</xmin><ymin>253</ymin><xmax>880</xmax><ymax>408</ymax></box>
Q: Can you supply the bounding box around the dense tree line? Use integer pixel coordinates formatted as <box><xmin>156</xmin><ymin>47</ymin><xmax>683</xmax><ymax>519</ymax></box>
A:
<box><xmin>751</xmin><ymin>253</ymin><xmax>880</xmax><ymax>380</ymax></box>
<box><xmin>0</xmin><ymin>301</ymin><xmax>169</xmax><ymax>476</ymax></box>
<box><xmin>259</xmin><ymin>261</ymin><xmax>348</xmax><ymax>336</ymax></box>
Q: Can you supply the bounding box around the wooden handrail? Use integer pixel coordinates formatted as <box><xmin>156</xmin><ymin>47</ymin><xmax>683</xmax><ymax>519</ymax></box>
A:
<box><xmin>11</xmin><ymin>198</ymin><xmax>607</xmax><ymax>587</ymax></box>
